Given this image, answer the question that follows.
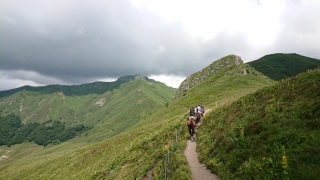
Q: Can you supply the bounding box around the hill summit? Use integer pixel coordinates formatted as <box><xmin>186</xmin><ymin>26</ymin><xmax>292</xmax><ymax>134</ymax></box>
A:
<box><xmin>176</xmin><ymin>55</ymin><xmax>248</xmax><ymax>98</ymax></box>
<box><xmin>247</xmin><ymin>53</ymin><xmax>320</xmax><ymax>80</ymax></box>
<box><xmin>116</xmin><ymin>74</ymin><xmax>146</xmax><ymax>82</ymax></box>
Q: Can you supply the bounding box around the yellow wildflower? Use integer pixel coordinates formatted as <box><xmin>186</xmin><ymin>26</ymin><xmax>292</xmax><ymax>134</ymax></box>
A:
<box><xmin>262</xmin><ymin>157</ymin><xmax>266</xmax><ymax>161</ymax></box>
<box><xmin>282</xmin><ymin>156</ymin><xmax>287</xmax><ymax>164</ymax></box>
<box><xmin>282</xmin><ymin>155</ymin><xmax>288</xmax><ymax>169</ymax></box>
<box><xmin>163</xmin><ymin>145</ymin><xmax>169</xmax><ymax>152</ymax></box>
<box><xmin>154</xmin><ymin>173</ymin><xmax>158</xmax><ymax>178</ymax></box>
<box><xmin>240</xmin><ymin>127</ymin><xmax>244</xmax><ymax>136</ymax></box>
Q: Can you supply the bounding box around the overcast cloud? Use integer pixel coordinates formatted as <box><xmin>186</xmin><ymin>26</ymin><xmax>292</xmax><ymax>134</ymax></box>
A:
<box><xmin>1</xmin><ymin>0</ymin><xmax>320</xmax><ymax>91</ymax></box>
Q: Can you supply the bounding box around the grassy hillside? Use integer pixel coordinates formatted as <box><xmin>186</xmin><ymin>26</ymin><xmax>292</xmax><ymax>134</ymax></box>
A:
<box><xmin>247</xmin><ymin>53</ymin><xmax>320</xmax><ymax>80</ymax></box>
<box><xmin>197</xmin><ymin>67</ymin><xmax>320</xmax><ymax>179</ymax></box>
<box><xmin>0</xmin><ymin>75</ymin><xmax>176</xmax><ymax>144</ymax></box>
<box><xmin>0</xmin><ymin>55</ymin><xmax>275</xmax><ymax>179</ymax></box>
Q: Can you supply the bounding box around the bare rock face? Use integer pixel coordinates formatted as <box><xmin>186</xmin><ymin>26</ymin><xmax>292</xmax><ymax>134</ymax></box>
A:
<box><xmin>116</xmin><ymin>74</ymin><xmax>145</xmax><ymax>82</ymax></box>
<box><xmin>175</xmin><ymin>54</ymin><xmax>244</xmax><ymax>98</ymax></box>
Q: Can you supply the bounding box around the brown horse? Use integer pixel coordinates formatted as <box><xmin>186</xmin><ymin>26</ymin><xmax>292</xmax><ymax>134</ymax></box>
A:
<box><xmin>187</xmin><ymin>117</ymin><xmax>197</xmax><ymax>141</ymax></box>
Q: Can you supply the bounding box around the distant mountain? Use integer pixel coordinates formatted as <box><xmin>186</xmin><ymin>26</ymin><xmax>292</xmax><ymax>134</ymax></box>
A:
<box><xmin>0</xmin><ymin>74</ymin><xmax>176</xmax><ymax>143</ymax></box>
<box><xmin>0</xmin><ymin>55</ymin><xmax>277</xmax><ymax>180</ymax></box>
<box><xmin>247</xmin><ymin>53</ymin><xmax>320</xmax><ymax>80</ymax></box>
<box><xmin>175</xmin><ymin>54</ymin><xmax>275</xmax><ymax>99</ymax></box>
<box><xmin>1</xmin><ymin>54</ymin><xmax>319</xmax><ymax>179</ymax></box>
<box><xmin>0</xmin><ymin>74</ymin><xmax>165</xmax><ymax>98</ymax></box>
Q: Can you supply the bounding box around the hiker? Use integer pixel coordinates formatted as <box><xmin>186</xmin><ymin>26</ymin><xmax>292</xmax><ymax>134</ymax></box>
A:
<box><xmin>200</xmin><ymin>104</ymin><xmax>205</xmax><ymax>113</ymax></box>
<box><xmin>195</xmin><ymin>105</ymin><xmax>202</xmax><ymax>125</ymax></box>
<box><xmin>189</xmin><ymin>106</ymin><xmax>197</xmax><ymax>121</ymax></box>
<box><xmin>197</xmin><ymin>105</ymin><xmax>201</xmax><ymax>114</ymax></box>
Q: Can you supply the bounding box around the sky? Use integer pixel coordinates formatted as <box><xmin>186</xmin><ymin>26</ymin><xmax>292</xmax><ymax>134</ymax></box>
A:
<box><xmin>1</xmin><ymin>0</ymin><xmax>320</xmax><ymax>91</ymax></box>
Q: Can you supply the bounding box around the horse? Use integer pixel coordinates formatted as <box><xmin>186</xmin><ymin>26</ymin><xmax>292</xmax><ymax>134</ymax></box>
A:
<box><xmin>196</xmin><ymin>113</ymin><xmax>202</xmax><ymax>127</ymax></box>
<box><xmin>187</xmin><ymin>117</ymin><xmax>197</xmax><ymax>141</ymax></box>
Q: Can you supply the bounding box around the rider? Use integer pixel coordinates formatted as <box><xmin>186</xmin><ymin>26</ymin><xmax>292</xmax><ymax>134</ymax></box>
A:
<box><xmin>197</xmin><ymin>105</ymin><xmax>201</xmax><ymax>113</ymax></box>
<box><xmin>196</xmin><ymin>105</ymin><xmax>202</xmax><ymax>124</ymax></box>
<box><xmin>200</xmin><ymin>104</ymin><xmax>205</xmax><ymax>113</ymax></box>
<box><xmin>189</xmin><ymin>106</ymin><xmax>197</xmax><ymax>121</ymax></box>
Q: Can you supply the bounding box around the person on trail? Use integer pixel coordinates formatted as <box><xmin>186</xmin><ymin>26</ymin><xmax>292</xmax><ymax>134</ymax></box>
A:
<box><xmin>196</xmin><ymin>105</ymin><xmax>202</xmax><ymax>125</ymax></box>
<box><xmin>197</xmin><ymin>105</ymin><xmax>201</xmax><ymax>113</ymax></box>
<box><xmin>200</xmin><ymin>104</ymin><xmax>205</xmax><ymax>113</ymax></box>
<box><xmin>189</xmin><ymin>106</ymin><xmax>197</xmax><ymax>121</ymax></box>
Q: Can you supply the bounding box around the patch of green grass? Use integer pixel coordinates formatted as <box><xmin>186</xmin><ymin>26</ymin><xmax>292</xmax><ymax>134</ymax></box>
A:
<box><xmin>247</xmin><ymin>53</ymin><xmax>320</xmax><ymax>80</ymax></box>
<box><xmin>197</xmin><ymin>67</ymin><xmax>320</xmax><ymax>179</ymax></box>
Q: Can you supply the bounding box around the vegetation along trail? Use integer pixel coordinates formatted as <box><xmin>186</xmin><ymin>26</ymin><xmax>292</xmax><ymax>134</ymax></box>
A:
<box><xmin>184</xmin><ymin>109</ymin><xmax>219</xmax><ymax>180</ymax></box>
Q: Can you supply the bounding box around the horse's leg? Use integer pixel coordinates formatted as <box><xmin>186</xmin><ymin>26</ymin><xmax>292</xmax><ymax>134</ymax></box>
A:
<box><xmin>187</xmin><ymin>120</ymin><xmax>192</xmax><ymax>140</ymax></box>
<box><xmin>191</xmin><ymin>120</ymin><xmax>197</xmax><ymax>141</ymax></box>
<box><xmin>196</xmin><ymin>117</ymin><xmax>199</xmax><ymax>128</ymax></box>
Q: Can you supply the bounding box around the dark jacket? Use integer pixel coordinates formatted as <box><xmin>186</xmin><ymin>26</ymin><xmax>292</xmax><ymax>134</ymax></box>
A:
<box><xmin>189</xmin><ymin>108</ymin><xmax>196</xmax><ymax>117</ymax></box>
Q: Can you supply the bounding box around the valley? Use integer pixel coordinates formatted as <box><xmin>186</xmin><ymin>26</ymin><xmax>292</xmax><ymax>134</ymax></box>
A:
<box><xmin>0</xmin><ymin>54</ymin><xmax>319</xmax><ymax>179</ymax></box>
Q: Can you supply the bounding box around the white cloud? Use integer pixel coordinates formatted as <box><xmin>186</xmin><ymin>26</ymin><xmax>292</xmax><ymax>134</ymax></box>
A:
<box><xmin>149</xmin><ymin>74</ymin><xmax>185</xmax><ymax>88</ymax></box>
<box><xmin>129</xmin><ymin>0</ymin><xmax>286</xmax><ymax>46</ymax></box>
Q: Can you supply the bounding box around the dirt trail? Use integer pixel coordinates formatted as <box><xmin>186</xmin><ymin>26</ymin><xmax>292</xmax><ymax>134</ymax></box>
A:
<box><xmin>184</xmin><ymin>141</ymin><xmax>218</xmax><ymax>180</ymax></box>
<box><xmin>184</xmin><ymin>109</ymin><xmax>219</xmax><ymax>180</ymax></box>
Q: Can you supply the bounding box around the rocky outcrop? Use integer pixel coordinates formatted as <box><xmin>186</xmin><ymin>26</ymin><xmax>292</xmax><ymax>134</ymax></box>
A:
<box><xmin>175</xmin><ymin>55</ymin><xmax>244</xmax><ymax>98</ymax></box>
<box><xmin>116</xmin><ymin>74</ymin><xmax>146</xmax><ymax>83</ymax></box>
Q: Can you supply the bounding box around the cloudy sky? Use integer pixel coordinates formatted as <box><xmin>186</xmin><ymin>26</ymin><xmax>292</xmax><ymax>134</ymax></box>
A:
<box><xmin>1</xmin><ymin>0</ymin><xmax>320</xmax><ymax>91</ymax></box>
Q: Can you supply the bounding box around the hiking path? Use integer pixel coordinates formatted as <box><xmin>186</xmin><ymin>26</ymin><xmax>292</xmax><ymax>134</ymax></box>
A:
<box><xmin>184</xmin><ymin>109</ymin><xmax>219</xmax><ymax>180</ymax></box>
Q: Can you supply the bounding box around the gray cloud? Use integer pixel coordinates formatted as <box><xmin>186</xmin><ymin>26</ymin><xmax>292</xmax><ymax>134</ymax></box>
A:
<box><xmin>1</xmin><ymin>0</ymin><xmax>319</xmax><ymax>91</ymax></box>
<box><xmin>1</xmin><ymin>0</ymin><xmax>205</xmax><ymax>84</ymax></box>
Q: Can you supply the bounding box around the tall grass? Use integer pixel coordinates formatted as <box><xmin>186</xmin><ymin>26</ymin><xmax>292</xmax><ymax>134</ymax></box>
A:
<box><xmin>197</xmin><ymin>67</ymin><xmax>320</xmax><ymax>179</ymax></box>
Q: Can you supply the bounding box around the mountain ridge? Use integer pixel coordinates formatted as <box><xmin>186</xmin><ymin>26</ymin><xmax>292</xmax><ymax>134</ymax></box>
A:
<box><xmin>1</xmin><ymin>53</ymin><xmax>319</xmax><ymax>179</ymax></box>
<box><xmin>0</xmin><ymin>74</ymin><xmax>167</xmax><ymax>98</ymax></box>
<box><xmin>0</xmin><ymin>75</ymin><xmax>176</xmax><ymax>146</ymax></box>
<box><xmin>247</xmin><ymin>53</ymin><xmax>320</xmax><ymax>80</ymax></box>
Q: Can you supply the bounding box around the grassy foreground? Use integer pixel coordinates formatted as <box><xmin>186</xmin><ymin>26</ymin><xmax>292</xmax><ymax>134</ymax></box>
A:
<box><xmin>197</xmin><ymin>67</ymin><xmax>320</xmax><ymax>179</ymax></box>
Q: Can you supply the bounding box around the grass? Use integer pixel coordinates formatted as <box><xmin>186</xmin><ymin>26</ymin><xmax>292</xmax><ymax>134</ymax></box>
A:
<box><xmin>247</xmin><ymin>53</ymin><xmax>320</xmax><ymax>81</ymax></box>
<box><xmin>197</xmin><ymin>67</ymin><xmax>320</xmax><ymax>179</ymax></box>
<box><xmin>0</xmin><ymin>55</ymin><xmax>277</xmax><ymax>179</ymax></box>
<box><xmin>6</xmin><ymin>54</ymin><xmax>320</xmax><ymax>179</ymax></box>
<box><xmin>0</xmin><ymin>76</ymin><xmax>176</xmax><ymax>143</ymax></box>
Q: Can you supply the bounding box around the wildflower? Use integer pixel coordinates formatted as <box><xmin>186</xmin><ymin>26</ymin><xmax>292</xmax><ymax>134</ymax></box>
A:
<box><xmin>240</xmin><ymin>127</ymin><xmax>244</xmax><ymax>136</ymax></box>
<box><xmin>154</xmin><ymin>173</ymin><xmax>158</xmax><ymax>178</ymax></box>
<box><xmin>282</xmin><ymin>155</ymin><xmax>288</xmax><ymax>169</ymax></box>
<box><xmin>262</xmin><ymin>157</ymin><xmax>266</xmax><ymax>161</ymax></box>
<box><xmin>163</xmin><ymin>145</ymin><xmax>169</xmax><ymax>152</ymax></box>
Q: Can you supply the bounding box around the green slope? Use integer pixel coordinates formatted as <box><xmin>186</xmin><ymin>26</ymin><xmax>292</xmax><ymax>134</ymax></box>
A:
<box><xmin>0</xmin><ymin>55</ymin><xmax>275</xmax><ymax>180</ymax></box>
<box><xmin>197</xmin><ymin>67</ymin><xmax>320</xmax><ymax>179</ymax></box>
<box><xmin>0</xmin><ymin>75</ymin><xmax>176</xmax><ymax>144</ymax></box>
<box><xmin>247</xmin><ymin>53</ymin><xmax>320</xmax><ymax>80</ymax></box>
